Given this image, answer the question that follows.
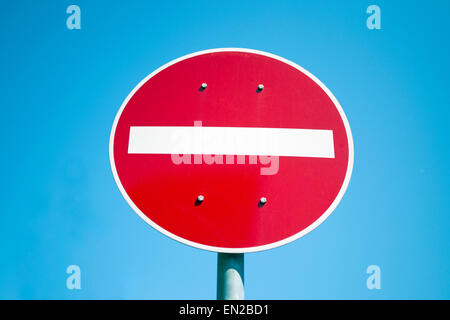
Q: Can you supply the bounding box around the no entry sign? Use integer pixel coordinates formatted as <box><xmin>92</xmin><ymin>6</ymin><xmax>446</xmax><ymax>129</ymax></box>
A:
<box><xmin>109</xmin><ymin>48</ymin><xmax>354</xmax><ymax>253</ymax></box>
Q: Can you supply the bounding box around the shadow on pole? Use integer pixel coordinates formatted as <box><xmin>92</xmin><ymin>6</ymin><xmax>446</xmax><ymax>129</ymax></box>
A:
<box><xmin>217</xmin><ymin>253</ymin><xmax>244</xmax><ymax>300</ymax></box>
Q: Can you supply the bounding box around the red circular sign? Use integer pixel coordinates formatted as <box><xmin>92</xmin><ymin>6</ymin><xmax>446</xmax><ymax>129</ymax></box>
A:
<box><xmin>110</xmin><ymin>48</ymin><xmax>354</xmax><ymax>253</ymax></box>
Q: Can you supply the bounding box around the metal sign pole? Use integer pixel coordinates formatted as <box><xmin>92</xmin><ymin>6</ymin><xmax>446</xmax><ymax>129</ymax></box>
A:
<box><xmin>217</xmin><ymin>253</ymin><xmax>244</xmax><ymax>300</ymax></box>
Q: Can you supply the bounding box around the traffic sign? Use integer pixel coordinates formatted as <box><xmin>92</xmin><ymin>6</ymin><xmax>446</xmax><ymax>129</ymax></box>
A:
<box><xmin>109</xmin><ymin>48</ymin><xmax>354</xmax><ymax>253</ymax></box>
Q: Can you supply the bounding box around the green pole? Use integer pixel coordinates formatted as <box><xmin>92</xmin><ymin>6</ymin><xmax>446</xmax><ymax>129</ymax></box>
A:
<box><xmin>217</xmin><ymin>253</ymin><xmax>244</xmax><ymax>300</ymax></box>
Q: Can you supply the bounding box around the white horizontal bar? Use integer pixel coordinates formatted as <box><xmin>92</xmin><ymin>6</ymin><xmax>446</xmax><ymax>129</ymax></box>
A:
<box><xmin>128</xmin><ymin>126</ymin><xmax>334</xmax><ymax>158</ymax></box>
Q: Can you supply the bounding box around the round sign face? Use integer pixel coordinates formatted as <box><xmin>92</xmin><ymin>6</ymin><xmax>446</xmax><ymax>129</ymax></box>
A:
<box><xmin>110</xmin><ymin>48</ymin><xmax>354</xmax><ymax>253</ymax></box>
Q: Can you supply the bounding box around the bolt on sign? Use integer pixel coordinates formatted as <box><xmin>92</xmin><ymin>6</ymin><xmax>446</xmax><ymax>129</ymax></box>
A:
<box><xmin>109</xmin><ymin>48</ymin><xmax>354</xmax><ymax>253</ymax></box>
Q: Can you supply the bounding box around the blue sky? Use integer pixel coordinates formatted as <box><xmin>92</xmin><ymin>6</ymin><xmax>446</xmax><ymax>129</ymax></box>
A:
<box><xmin>0</xmin><ymin>0</ymin><xmax>449</xmax><ymax>299</ymax></box>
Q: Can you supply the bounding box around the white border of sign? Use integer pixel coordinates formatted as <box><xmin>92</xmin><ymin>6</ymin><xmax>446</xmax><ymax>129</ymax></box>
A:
<box><xmin>109</xmin><ymin>48</ymin><xmax>354</xmax><ymax>253</ymax></box>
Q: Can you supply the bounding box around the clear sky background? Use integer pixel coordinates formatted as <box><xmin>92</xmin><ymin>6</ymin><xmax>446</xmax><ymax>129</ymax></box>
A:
<box><xmin>0</xmin><ymin>0</ymin><xmax>449</xmax><ymax>299</ymax></box>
